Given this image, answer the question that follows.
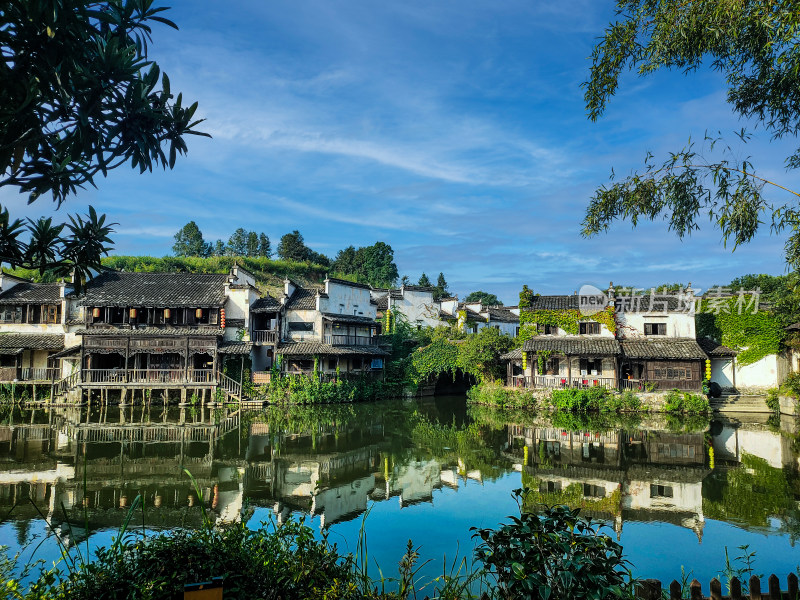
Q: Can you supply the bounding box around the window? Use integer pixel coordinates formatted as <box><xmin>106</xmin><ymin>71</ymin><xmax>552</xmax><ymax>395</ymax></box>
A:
<box><xmin>650</xmin><ymin>484</ymin><xmax>673</xmax><ymax>498</ymax></box>
<box><xmin>371</xmin><ymin>358</ymin><xmax>384</xmax><ymax>369</ymax></box>
<box><xmin>538</xmin><ymin>324</ymin><xmax>558</xmax><ymax>335</ymax></box>
<box><xmin>583</xmin><ymin>484</ymin><xmax>606</xmax><ymax>498</ymax></box>
<box><xmin>0</xmin><ymin>306</ymin><xmax>21</xmax><ymax>323</ymax></box>
<box><xmin>288</xmin><ymin>322</ymin><xmax>314</xmax><ymax>332</ymax></box>
<box><xmin>579</xmin><ymin>358</ymin><xmax>602</xmax><ymax>375</ymax></box>
<box><xmin>515</xmin><ymin>326</ymin><xmax>520</xmax><ymax>337</ymax></box>
<box><xmin>539</xmin><ymin>481</ymin><xmax>562</xmax><ymax>493</ymax></box>
<box><xmin>644</xmin><ymin>323</ymin><xmax>667</xmax><ymax>336</ymax></box>
<box><xmin>653</xmin><ymin>367</ymin><xmax>691</xmax><ymax>380</ymax></box>
<box><xmin>579</xmin><ymin>321</ymin><xmax>600</xmax><ymax>335</ymax></box>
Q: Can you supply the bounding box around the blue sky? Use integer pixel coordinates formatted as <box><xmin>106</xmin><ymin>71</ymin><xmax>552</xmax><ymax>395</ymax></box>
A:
<box><xmin>4</xmin><ymin>1</ymin><xmax>800</xmax><ymax>303</ymax></box>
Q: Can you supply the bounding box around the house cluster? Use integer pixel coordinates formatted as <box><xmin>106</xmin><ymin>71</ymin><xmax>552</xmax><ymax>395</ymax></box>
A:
<box><xmin>0</xmin><ymin>267</ymin><xmax>787</xmax><ymax>399</ymax></box>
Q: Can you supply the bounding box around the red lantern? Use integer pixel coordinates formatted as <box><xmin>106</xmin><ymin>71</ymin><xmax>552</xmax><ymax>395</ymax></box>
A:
<box><xmin>220</xmin><ymin>308</ymin><xmax>226</xmax><ymax>328</ymax></box>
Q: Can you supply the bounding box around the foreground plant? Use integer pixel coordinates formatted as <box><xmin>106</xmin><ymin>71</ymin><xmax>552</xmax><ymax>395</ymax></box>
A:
<box><xmin>472</xmin><ymin>495</ymin><xmax>635</xmax><ymax>600</ymax></box>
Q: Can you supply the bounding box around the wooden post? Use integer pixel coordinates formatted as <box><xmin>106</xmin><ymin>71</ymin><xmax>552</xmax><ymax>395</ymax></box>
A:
<box><xmin>710</xmin><ymin>578</ymin><xmax>722</xmax><ymax>600</ymax></box>
<box><xmin>636</xmin><ymin>579</ymin><xmax>661</xmax><ymax>600</ymax></box>
<box><xmin>749</xmin><ymin>576</ymin><xmax>761</xmax><ymax>600</ymax></box>
<box><xmin>731</xmin><ymin>577</ymin><xmax>742</xmax><ymax>600</ymax></box>
<box><xmin>788</xmin><ymin>573</ymin><xmax>798</xmax><ymax>600</ymax></box>
<box><xmin>567</xmin><ymin>355</ymin><xmax>572</xmax><ymax>385</ymax></box>
<box><xmin>669</xmin><ymin>580</ymin><xmax>681</xmax><ymax>600</ymax></box>
<box><xmin>768</xmin><ymin>575</ymin><xmax>780</xmax><ymax>600</ymax></box>
<box><xmin>690</xmin><ymin>579</ymin><xmax>702</xmax><ymax>600</ymax></box>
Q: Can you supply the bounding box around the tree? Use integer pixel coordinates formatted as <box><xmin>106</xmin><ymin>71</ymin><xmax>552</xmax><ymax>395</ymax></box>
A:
<box><xmin>214</xmin><ymin>239</ymin><xmax>225</xmax><ymax>256</ymax></box>
<box><xmin>172</xmin><ymin>222</ymin><xmax>208</xmax><ymax>257</ymax></box>
<box><xmin>246</xmin><ymin>231</ymin><xmax>259</xmax><ymax>257</ymax></box>
<box><xmin>1</xmin><ymin>0</ymin><xmax>208</xmax><ymax>204</ymax></box>
<box><xmin>357</xmin><ymin>242</ymin><xmax>398</xmax><ymax>288</ymax></box>
<box><xmin>227</xmin><ymin>228</ymin><xmax>248</xmax><ymax>256</ymax></box>
<box><xmin>434</xmin><ymin>272</ymin><xmax>449</xmax><ymax>301</ymax></box>
<box><xmin>308</xmin><ymin>250</ymin><xmax>331</xmax><ymax>267</ymax></box>
<box><xmin>465</xmin><ymin>291</ymin><xmax>502</xmax><ymax>306</ymax></box>
<box><xmin>400</xmin><ymin>275</ymin><xmax>411</xmax><ymax>286</ymax></box>
<box><xmin>582</xmin><ymin>1</ymin><xmax>800</xmax><ymax>266</ymax></box>
<box><xmin>258</xmin><ymin>233</ymin><xmax>271</xmax><ymax>258</ymax></box>
<box><xmin>277</xmin><ymin>230</ymin><xmax>311</xmax><ymax>262</ymax></box>
<box><xmin>332</xmin><ymin>245</ymin><xmax>357</xmax><ymax>274</ymax></box>
<box><xmin>418</xmin><ymin>273</ymin><xmax>432</xmax><ymax>287</ymax></box>
<box><xmin>0</xmin><ymin>1</ymin><xmax>206</xmax><ymax>283</ymax></box>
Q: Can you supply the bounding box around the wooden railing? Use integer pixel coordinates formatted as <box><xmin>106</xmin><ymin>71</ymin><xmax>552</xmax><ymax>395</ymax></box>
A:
<box><xmin>324</xmin><ymin>334</ymin><xmax>375</xmax><ymax>346</ymax></box>
<box><xmin>218</xmin><ymin>373</ymin><xmax>243</xmax><ymax>400</ymax></box>
<box><xmin>635</xmin><ymin>574</ymin><xmax>798</xmax><ymax>600</ymax></box>
<box><xmin>527</xmin><ymin>375</ymin><xmax>615</xmax><ymax>390</ymax></box>
<box><xmin>251</xmin><ymin>329</ymin><xmax>277</xmax><ymax>344</ymax></box>
<box><xmin>619</xmin><ymin>378</ymin><xmax>645</xmax><ymax>391</ymax></box>
<box><xmin>54</xmin><ymin>371</ymin><xmax>79</xmax><ymax>396</ymax></box>
<box><xmin>82</xmin><ymin>369</ymin><xmax>215</xmax><ymax>384</ymax></box>
<box><xmin>509</xmin><ymin>375</ymin><xmax>532</xmax><ymax>388</ymax></box>
<box><xmin>20</xmin><ymin>367</ymin><xmax>60</xmax><ymax>381</ymax></box>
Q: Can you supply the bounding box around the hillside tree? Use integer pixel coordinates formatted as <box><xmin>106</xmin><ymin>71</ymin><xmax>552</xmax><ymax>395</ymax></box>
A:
<box><xmin>259</xmin><ymin>233</ymin><xmax>271</xmax><ymax>258</ymax></box>
<box><xmin>277</xmin><ymin>230</ymin><xmax>310</xmax><ymax>262</ymax></box>
<box><xmin>246</xmin><ymin>231</ymin><xmax>259</xmax><ymax>257</ymax></box>
<box><xmin>418</xmin><ymin>273</ymin><xmax>432</xmax><ymax>287</ymax></box>
<box><xmin>465</xmin><ymin>291</ymin><xmax>502</xmax><ymax>306</ymax></box>
<box><xmin>434</xmin><ymin>272</ymin><xmax>449</xmax><ymax>301</ymax></box>
<box><xmin>172</xmin><ymin>221</ymin><xmax>209</xmax><ymax>257</ymax></box>
<box><xmin>227</xmin><ymin>228</ymin><xmax>248</xmax><ymax>256</ymax></box>
<box><xmin>582</xmin><ymin>0</ymin><xmax>800</xmax><ymax>267</ymax></box>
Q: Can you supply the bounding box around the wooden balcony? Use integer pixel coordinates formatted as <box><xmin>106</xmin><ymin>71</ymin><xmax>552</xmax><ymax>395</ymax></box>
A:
<box><xmin>323</xmin><ymin>334</ymin><xmax>376</xmax><ymax>346</ymax></box>
<box><xmin>0</xmin><ymin>367</ymin><xmax>61</xmax><ymax>382</ymax></box>
<box><xmin>81</xmin><ymin>368</ymin><xmax>216</xmax><ymax>385</ymax></box>
<box><xmin>506</xmin><ymin>375</ymin><xmax>615</xmax><ymax>390</ymax></box>
<box><xmin>251</xmin><ymin>329</ymin><xmax>278</xmax><ymax>344</ymax></box>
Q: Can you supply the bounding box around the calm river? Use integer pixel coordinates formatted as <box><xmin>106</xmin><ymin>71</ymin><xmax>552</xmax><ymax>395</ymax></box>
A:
<box><xmin>1</xmin><ymin>397</ymin><xmax>799</xmax><ymax>587</ymax></box>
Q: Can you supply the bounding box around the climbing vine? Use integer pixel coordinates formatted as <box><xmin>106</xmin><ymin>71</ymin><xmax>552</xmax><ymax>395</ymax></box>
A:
<box><xmin>696</xmin><ymin>297</ymin><xmax>783</xmax><ymax>365</ymax></box>
<box><xmin>518</xmin><ymin>306</ymin><xmax>617</xmax><ymax>335</ymax></box>
<box><xmin>408</xmin><ymin>338</ymin><xmax>460</xmax><ymax>385</ymax></box>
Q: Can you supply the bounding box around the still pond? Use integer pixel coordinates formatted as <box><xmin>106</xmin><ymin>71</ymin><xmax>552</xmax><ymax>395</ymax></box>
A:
<box><xmin>0</xmin><ymin>396</ymin><xmax>799</xmax><ymax>585</ymax></box>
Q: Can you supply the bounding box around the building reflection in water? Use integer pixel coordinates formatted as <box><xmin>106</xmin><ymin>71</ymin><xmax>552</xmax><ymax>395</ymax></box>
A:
<box><xmin>0</xmin><ymin>402</ymin><xmax>798</xmax><ymax>548</ymax></box>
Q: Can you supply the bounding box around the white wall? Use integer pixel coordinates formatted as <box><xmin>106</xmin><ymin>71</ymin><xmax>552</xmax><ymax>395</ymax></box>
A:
<box><xmin>616</xmin><ymin>311</ymin><xmax>696</xmax><ymax>339</ymax></box>
<box><xmin>388</xmin><ymin>288</ymin><xmax>442</xmax><ymax>328</ymax></box>
<box><xmin>735</xmin><ymin>353</ymin><xmax>791</xmax><ymax>388</ymax></box>
<box><xmin>321</xmin><ymin>280</ymin><xmax>376</xmax><ymax>319</ymax></box>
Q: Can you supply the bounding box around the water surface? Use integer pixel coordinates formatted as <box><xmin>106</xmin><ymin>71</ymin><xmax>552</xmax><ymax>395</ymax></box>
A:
<box><xmin>0</xmin><ymin>397</ymin><xmax>798</xmax><ymax>587</ymax></box>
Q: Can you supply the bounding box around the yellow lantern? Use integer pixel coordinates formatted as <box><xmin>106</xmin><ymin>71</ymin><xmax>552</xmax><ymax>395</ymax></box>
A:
<box><xmin>164</xmin><ymin>308</ymin><xmax>171</xmax><ymax>319</ymax></box>
<box><xmin>522</xmin><ymin>351</ymin><xmax>527</xmax><ymax>371</ymax></box>
<box><xmin>92</xmin><ymin>307</ymin><xmax>100</xmax><ymax>318</ymax></box>
<box><xmin>195</xmin><ymin>308</ymin><xmax>203</xmax><ymax>319</ymax></box>
<box><xmin>129</xmin><ymin>308</ymin><xmax>138</xmax><ymax>319</ymax></box>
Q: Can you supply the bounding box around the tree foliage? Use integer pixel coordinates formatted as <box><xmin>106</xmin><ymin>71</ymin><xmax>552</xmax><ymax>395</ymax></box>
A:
<box><xmin>0</xmin><ymin>205</ymin><xmax>114</xmax><ymax>291</ymax></box>
<box><xmin>172</xmin><ymin>221</ymin><xmax>209</xmax><ymax>257</ymax></box>
<box><xmin>331</xmin><ymin>242</ymin><xmax>398</xmax><ymax>288</ymax></box>
<box><xmin>277</xmin><ymin>230</ymin><xmax>311</xmax><ymax>262</ymax></box>
<box><xmin>418</xmin><ymin>272</ymin><xmax>432</xmax><ymax>287</ymax></box>
<box><xmin>583</xmin><ymin>0</ymin><xmax>800</xmax><ymax>266</ymax></box>
<box><xmin>1</xmin><ymin>0</ymin><xmax>208</xmax><ymax>204</ymax></box>
<box><xmin>465</xmin><ymin>290</ymin><xmax>502</xmax><ymax>306</ymax></box>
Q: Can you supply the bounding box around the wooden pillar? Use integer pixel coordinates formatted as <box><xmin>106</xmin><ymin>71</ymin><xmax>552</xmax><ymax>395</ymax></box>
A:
<box><xmin>184</xmin><ymin>337</ymin><xmax>190</xmax><ymax>383</ymax></box>
<box><xmin>567</xmin><ymin>355</ymin><xmax>572</xmax><ymax>384</ymax></box>
<box><xmin>613</xmin><ymin>355</ymin><xmax>619</xmax><ymax>388</ymax></box>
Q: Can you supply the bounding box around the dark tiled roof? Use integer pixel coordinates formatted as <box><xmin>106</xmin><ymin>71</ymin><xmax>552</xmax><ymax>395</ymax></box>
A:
<box><xmin>218</xmin><ymin>341</ymin><xmax>253</xmax><ymax>355</ymax></box>
<box><xmin>0</xmin><ymin>333</ymin><xmax>64</xmax><ymax>350</ymax></box>
<box><xmin>77</xmin><ymin>327</ymin><xmax>224</xmax><ymax>337</ymax></box>
<box><xmin>226</xmin><ymin>319</ymin><xmax>245</xmax><ymax>328</ymax></box>
<box><xmin>326</xmin><ymin>277</ymin><xmax>372</xmax><ymax>290</ymax></box>
<box><xmin>49</xmin><ymin>344</ymin><xmax>81</xmax><ymax>359</ymax></box>
<box><xmin>522</xmin><ymin>336</ymin><xmax>620</xmax><ymax>355</ymax></box>
<box><xmin>524</xmin><ymin>295</ymin><xmax>580</xmax><ymax>311</ymax></box>
<box><xmin>78</xmin><ymin>272</ymin><xmax>227</xmax><ymax>307</ymax></box>
<box><xmin>697</xmin><ymin>337</ymin><xmax>737</xmax><ymax>357</ymax></box>
<box><xmin>458</xmin><ymin>304</ymin><xmax>487</xmax><ymax>321</ymax></box>
<box><xmin>285</xmin><ymin>287</ymin><xmax>318</xmax><ymax>310</ymax></box>
<box><xmin>322</xmin><ymin>313</ymin><xmax>376</xmax><ymax>325</ymax></box>
<box><xmin>0</xmin><ymin>283</ymin><xmax>62</xmax><ymax>305</ymax></box>
<box><xmin>615</xmin><ymin>294</ymin><xmax>686</xmax><ymax>313</ymax></box>
<box><xmin>620</xmin><ymin>338</ymin><xmax>707</xmax><ymax>360</ymax></box>
<box><xmin>500</xmin><ymin>348</ymin><xmax>523</xmax><ymax>360</ymax></box>
<box><xmin>375</xmin><ymin>296</ymin><xmax>389</xmax><ymax>310</ymax></box>
<box><xmin>438</xmin><ymin>296</ymin><xmax>458</xmax><ymax>302</ymax></box>
<box><xmin>487</xmin><ymin>307</ymin><xmax>518</xmax><ymax>323</ymax></box>
<box><xmin>439</xmin><ymin>310</ymin><xmax>457</xmax><ymax>321</ymax></box>
<box><xmin>276</xmin><ymin>342</ymin><xmax>388</xmax><ymax>356</ymax></box>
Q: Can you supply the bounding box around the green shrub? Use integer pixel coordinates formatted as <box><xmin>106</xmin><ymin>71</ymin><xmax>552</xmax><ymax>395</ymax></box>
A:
<box><xmin>472</xmin><ymin>498</ymin><xmax>635</xmax><ymax>600</ymax></box>
<box><xmin>780</xmin><ymin>372</ymin><xmax>800</xmax><ymax>398</ymax></box>
<box><xmin>765</xmin><ymin>388</ymin><xmax>780</xmax><ymax>413</ymax></box>
<box><xmin>663</xmin><ymin>390</ymin><xmax>710</xmax><ymax>414</ymax></box>
<box><xmin>466</xmin><ymin>381</ymin><xmax>537</xmax><ymax>409</ymax></box>
<box><xmin>550</xmin><ymin>387</ymin><xmax>613</xmax><ymax>412</ymax></box>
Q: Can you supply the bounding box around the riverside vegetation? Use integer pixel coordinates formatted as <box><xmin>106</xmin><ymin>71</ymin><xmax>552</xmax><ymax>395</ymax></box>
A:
<box><xmin>0</xmin><ymin>489</ymin><xmax>638</xmax><ymax>600</ymax></box>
